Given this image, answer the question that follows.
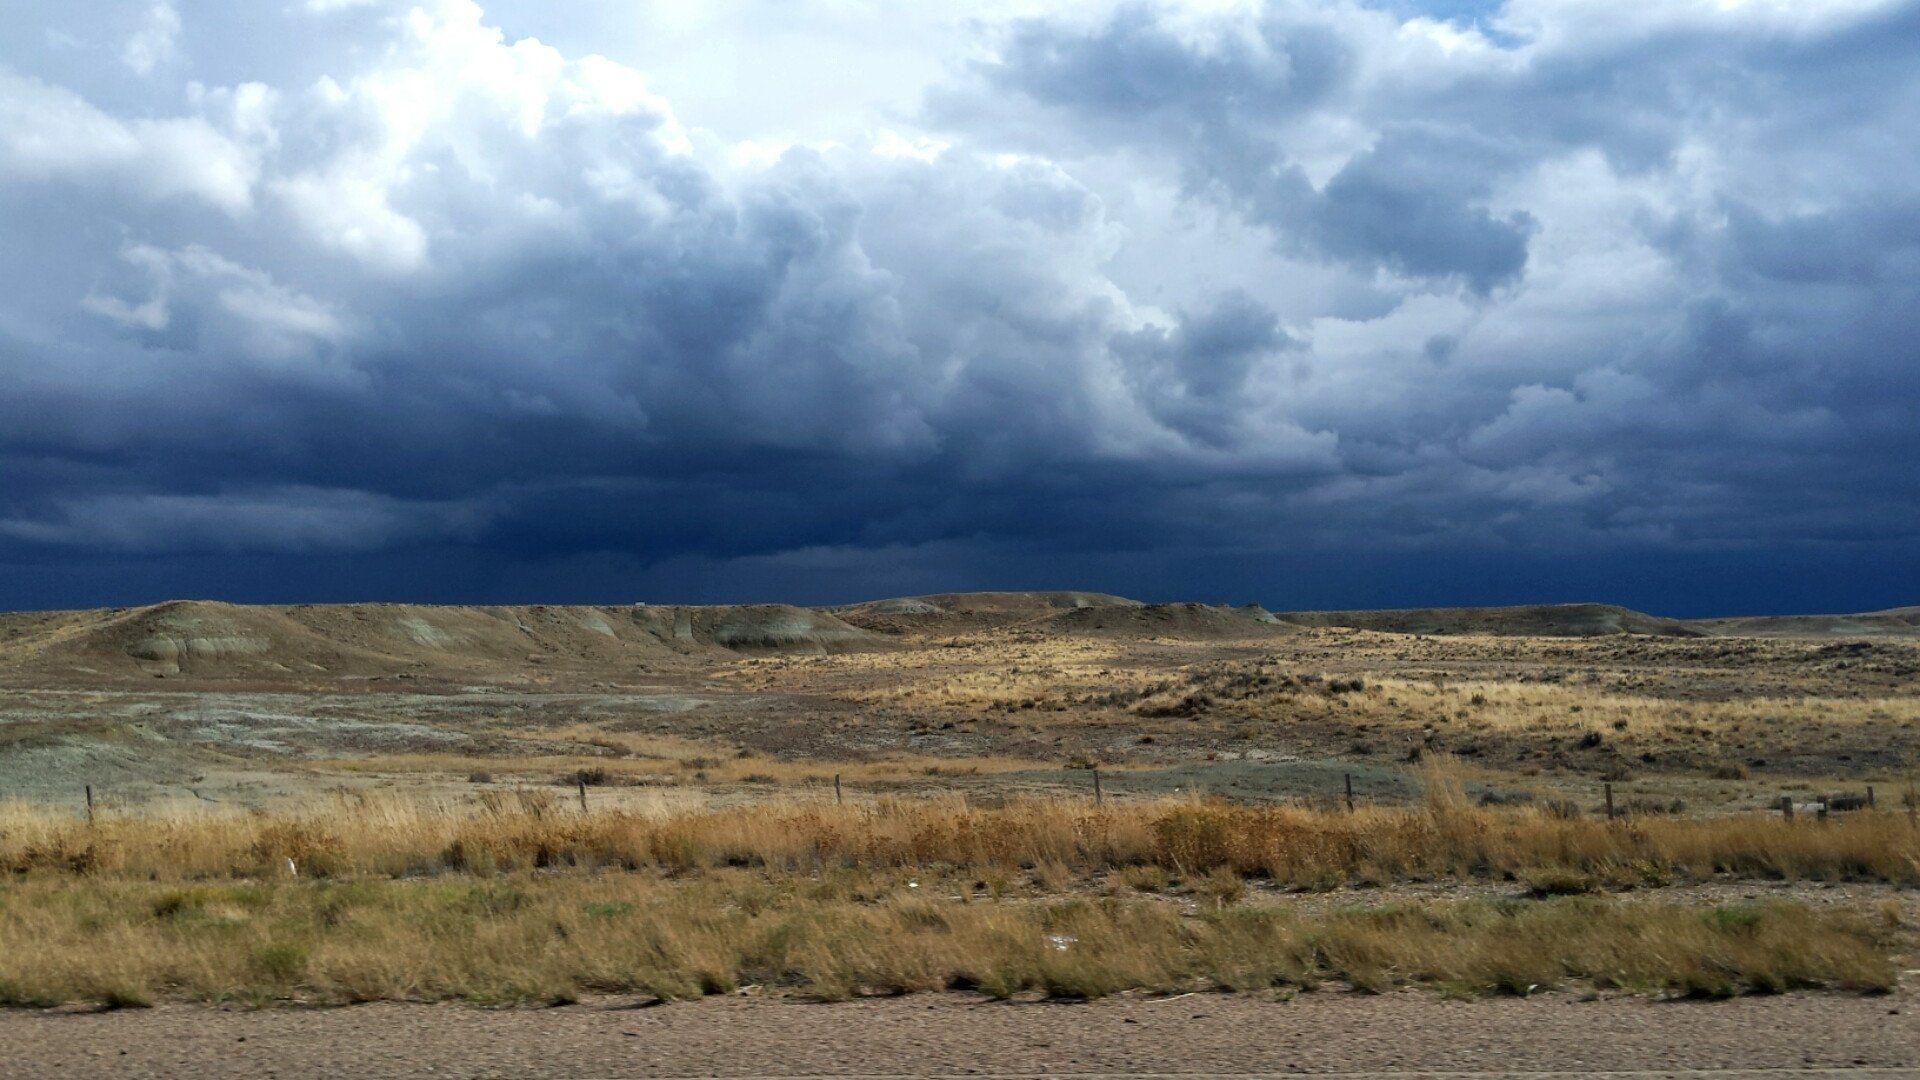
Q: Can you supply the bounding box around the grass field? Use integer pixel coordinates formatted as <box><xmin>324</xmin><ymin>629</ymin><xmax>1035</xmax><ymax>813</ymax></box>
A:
<box><xmin>6</xmin><ymin>773</ymin><xmax>1920</xmax><ymax>885</ymax></box>
<box><xmin>1</xmin><ymin>877</ymin><xmax>1896</xmax><ymax>1007</ymax></box>
<box><xmin>2</xmin><ymin>770</ymin><xmax>1916</xmax><ymax>1007</ymax></box>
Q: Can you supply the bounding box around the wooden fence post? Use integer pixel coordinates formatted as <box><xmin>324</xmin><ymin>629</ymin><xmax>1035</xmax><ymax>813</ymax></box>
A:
<box><xmin>834</xmin><ymin>773</ymin><xmax>843</xmax><ymax>805</ymax></box>
<box><xmin>1344</xmin><ymin>773</ymin><xmax>1355</xmax><ymax>813</ymax></box>
<box><xmin>1604</xmin><ymin>782</ymin><xmax>1615</xmax><ymax>821</ymax></box>
<box><xmin>577</xmin><ymin>775</ymin><xmax>588</xmax><ymax>813</ymax></box>
<box><xmin>1866</xmin><ymin>785</ymin><xmax>1875</xmax><ymax>810</ymax></box>
<box><xmin>1092</xmin><ymin>767</ymin><xmax>1103</xmax><ymax>807</ymax></box>
<box><xmin>84</xmin><ymin>784</ymin><xmax>95</xmax><ymax>826</ymax></box>
<box><xmin>1779</xmin><ymin>795</ymin><xmax>1794</xmax><ymax>821</ymax></box>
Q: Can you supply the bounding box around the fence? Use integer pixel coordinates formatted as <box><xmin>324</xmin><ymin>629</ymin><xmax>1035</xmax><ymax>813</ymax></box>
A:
<box><xmin>68</xmin><ymin>770</ymin><xmax>1910</xmax><ymax>823</ymax></box>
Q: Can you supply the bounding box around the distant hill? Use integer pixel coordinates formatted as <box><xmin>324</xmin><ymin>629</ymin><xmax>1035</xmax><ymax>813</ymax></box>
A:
<box><xmin>1046</xmin><ymin>602</ymin><xmax>1298</xmax><ymax>640</ymax></box>
<box><xmin>834</xmin><ymin>592</ymin><xmax>1303</xmax><ymax>640</ymax></box>
<box><xmin>1272</xmin><ymin>603</ymin><xmax>1701</xmax><ymax>638</ymax></box>
<box><xmin>831</xmin><ymin>590</ymin><xmax>1141</xmax><ymax>631</ymax></box>
<box><xmin>856</xmin><ymin>591</ymin><xmax>1141</xmax><ymax>615</ymax></box>
<box><xmin>0</xmin><ymin>600</ymin><xmax>884</xmax><ymax>684</ymax></box>
<box><xmin>6</xmin><ymin>594</ymin><xmax>1912</xmax><ymax>688</ymax></box>
<box><xmin>1685</xmin><ymin>606</ymin><xmax>1920</xmax><ymax>638</ymax></box>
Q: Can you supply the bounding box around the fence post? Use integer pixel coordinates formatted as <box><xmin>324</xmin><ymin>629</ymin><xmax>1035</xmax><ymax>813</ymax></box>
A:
<box><xmin>1092</xmin><ymin>767</ymin><xmax>1103</xmax><ymax>807</ymax></box>
<box><xmin>84</xmin><ymin>784</ymin><xmax>95</xmax><ymax>826</ymax></box>
<box><xmin>1867</xmin><ymin>785</ymin><xmax>1875</xmax><ymax>810</ymax></box>
<box><xmin>1344</xmin><ymin>773</ymin><xmax>1355</xmax><ymax>813</ymax></box>
<box><xmin>577</xmin><ymin>775</ymin><xmax>588</xmax><ymax>813</ymax></box>
<box><xmin>834</xmin><ymin>773</ymin><xmax>843</xmax><ymax>805</ymax></box>
<box><xmin>1604</xmin><ymin>782</ymin><xmax>1615</xmax><ymax>821</ymax></box>
<box><xmin>1779</xmin><ymin>795</ymin><xmax>1793</xmax><ymax>821</ymax></box>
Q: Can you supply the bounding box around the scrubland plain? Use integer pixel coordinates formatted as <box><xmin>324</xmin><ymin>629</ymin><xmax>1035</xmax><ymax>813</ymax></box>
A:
<box><xmin>1</xmin><ymin>593</ymin><xmax>1917</xmax><ymax>1023</ymax></box>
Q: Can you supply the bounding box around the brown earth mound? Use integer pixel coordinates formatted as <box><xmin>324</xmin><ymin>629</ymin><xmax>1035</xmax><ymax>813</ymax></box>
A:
<box><xmin>832</xmin><ymin>590</ymin><xmax>1141</xmax><ymax>632</ymax></box>
<box><xmin>1</xmin><ymin>601</ymin><xmax>418</xmax><ymax>681</ymax></box>
<box><xmin>909</xmin><ymin>591</ymin><xmax>1142</xmax><ymax>614</ymax></box>
<box><xmin>636</xmin><ymin>604</ymin><xmax>885</xmax><ymax>654</ymax></box>
<box><xmin>1274</xmin><ymin>603</ymin><xmax>1700</xmax><ymax>638</ymax></box>
<box><xmin>0</xmin><ymin>600</ymin><xmax>883</xmax><ymax>685</ymax></box>
<box><xmin>1048</xmin><ymin>602</ymin><xmax>1299</xmax><ymax>639</ymax></box>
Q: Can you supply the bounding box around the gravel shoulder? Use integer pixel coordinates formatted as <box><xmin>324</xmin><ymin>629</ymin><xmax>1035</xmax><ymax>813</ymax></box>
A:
<box><xmin>1</xmin><ymin>989</ymin><xmax>1915</xmax><ymax>1079</ymax></box>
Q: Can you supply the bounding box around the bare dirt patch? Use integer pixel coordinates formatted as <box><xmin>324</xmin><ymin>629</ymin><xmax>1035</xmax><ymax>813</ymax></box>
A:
<box><xmin>0</xmin><ymin>991</ymin><xmax>1915</xmax><ymax>1078</ymax></box>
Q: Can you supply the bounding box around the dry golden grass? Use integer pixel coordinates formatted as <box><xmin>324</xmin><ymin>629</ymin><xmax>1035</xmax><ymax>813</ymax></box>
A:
<box><xmin>5</xmin><ymin>770</ymin><xmax>1918</xmax><ymax>887</ymax></box>
<box><xmin>806</xmin><ymin>635</ymin><xmax>1920</xmax><ymax>762</ymax></box>
<box><xmin>0</xmin><ymin>875</ymin><xmax>1896</xmax><ymax>1007</ymax></box>
<box><xmin>1343</xmin><ymin>683</ymin><xmax>1912</xmax><ymax>754</ymax></box>
<box><xmin>4</xmin><ymin>762</ymin><xmax>1915</xmax><ymax>1008</ymax></box>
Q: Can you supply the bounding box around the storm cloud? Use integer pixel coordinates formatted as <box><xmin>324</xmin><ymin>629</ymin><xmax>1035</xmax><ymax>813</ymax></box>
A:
<box><xmin>1</xmin><ymin>0</ymin><xmax>1916</xmax><ymax>613</ymax></box>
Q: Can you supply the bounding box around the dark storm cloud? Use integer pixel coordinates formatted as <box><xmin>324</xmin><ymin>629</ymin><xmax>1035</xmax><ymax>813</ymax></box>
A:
<box><xmin>1112</xmin><ymin>291</ymin><xmax>1307</xmax><ymax>448</ymax></box>
<box><xmin>986</xmin><ymin>3</ymin><xmax>1351</xmax><ymax>122</ymax></box>
<box><xmin>930</xmin><ymin>0</ymin><xmax>1920</xmax><ymax>596</ymax></box>
<box><xmin>0</xmin><ymin>4</ymin><xmax>1323</xmax><ymax>568</ymax></box>
<box><xmin>0</xmin><ymin>0</ymin><xmax>1917</xmax><ymax>612</ymax></box>
<box><xmin>1303</xmin><ymin>128</ymin><xmax>1536</xmax><ymax>294</ymax></box>
<box><xmin>947</xmin><ymin>6</ymin><xmax>1534</xmax><ymax>291</ymax></box>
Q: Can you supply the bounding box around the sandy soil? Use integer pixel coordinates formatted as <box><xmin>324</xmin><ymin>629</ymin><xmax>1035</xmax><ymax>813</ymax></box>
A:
<box><xmin>1</xmin><ymin>990</ymin><xmax>1916</xmax><ymax>1078</ymax></box>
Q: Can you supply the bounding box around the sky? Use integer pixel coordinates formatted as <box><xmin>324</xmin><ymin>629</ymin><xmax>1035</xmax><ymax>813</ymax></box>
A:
<box><xmin>1</xmin><ymin>0</ymin><xmax>1916</xmax><ymax>616</ymax></box>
